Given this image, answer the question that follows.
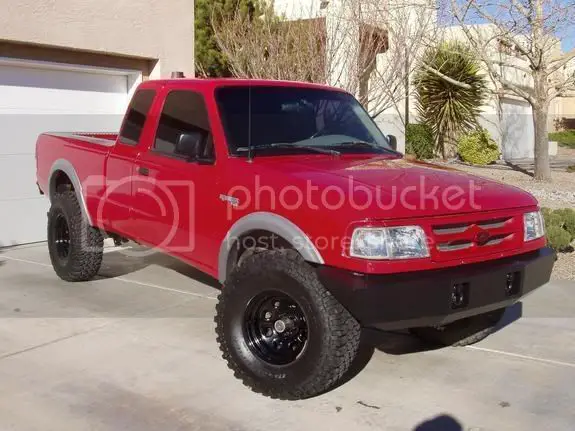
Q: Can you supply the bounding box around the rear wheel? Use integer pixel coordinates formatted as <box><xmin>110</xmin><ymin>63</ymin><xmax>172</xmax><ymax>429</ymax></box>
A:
<box><xmin>47</xmin><ymin>191</ymin><xmax>103</xmax><ymax>282</ymax></box>
<box><xmin>215</xmin><ymin>249</ymin><xmax>361</xmax><ymax>400</ymax></box>
<box><xmin>409</xmin><ymin>308</ymin><xmax>506</xmax><ymax>347</ymax></box>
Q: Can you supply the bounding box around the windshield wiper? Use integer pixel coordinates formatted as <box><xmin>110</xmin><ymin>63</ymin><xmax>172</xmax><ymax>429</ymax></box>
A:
<box><xmin>236</xmin><ymin>143</ymin><xmax>340</xmax><ymax>156</ymax></box>
<box><xmin>330</xmin><ymin>141</ymin><xmax>397</xmax><ymax>154</ymax></box>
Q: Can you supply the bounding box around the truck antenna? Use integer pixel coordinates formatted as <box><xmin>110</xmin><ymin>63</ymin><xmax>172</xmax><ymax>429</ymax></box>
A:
<box><xmin>248</xmin><ymin>85</ymin><xmax>254</xmax><ymax>162</ymax></box>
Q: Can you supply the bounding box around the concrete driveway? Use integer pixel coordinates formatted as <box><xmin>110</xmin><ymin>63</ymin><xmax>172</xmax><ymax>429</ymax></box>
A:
<box><xmin>0</xmin><ymin>242</ymin><xmax>574</xmax><ymax>431</ymax></box>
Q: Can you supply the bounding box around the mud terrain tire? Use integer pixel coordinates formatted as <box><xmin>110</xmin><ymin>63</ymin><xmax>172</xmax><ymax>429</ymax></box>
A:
<box><xmin>215</xmin><ymin>249</ymin><xmax>361</xmax><ymax>400</ymax></box>
<box><xmin>47</xmin><ymin>191</ymin><xmax>103</xmax><ymax>282</ymax></box>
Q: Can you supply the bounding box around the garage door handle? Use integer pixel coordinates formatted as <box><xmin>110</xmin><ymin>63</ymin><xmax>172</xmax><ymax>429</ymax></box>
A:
<box><xmin>138</xmin><ymin>167</ymin><xmax>149</xmax><ymax>176</ymax></box>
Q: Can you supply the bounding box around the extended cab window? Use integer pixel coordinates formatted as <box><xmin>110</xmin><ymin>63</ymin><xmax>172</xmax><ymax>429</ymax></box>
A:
<box><xmin>119</xmin><ymin>90</ymin><xmax>156</xmax><ymax>146</ymax></box>
<box><xmin>153</xmin><ymin>90</ymin><xmax>214</xmax><ymax>162</ymax></box>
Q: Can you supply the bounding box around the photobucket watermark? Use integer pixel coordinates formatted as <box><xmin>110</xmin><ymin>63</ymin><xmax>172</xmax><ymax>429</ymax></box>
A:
<box><xmin>224</xmin><ymin>174</ymin><xmax>483</xmax><ymax>219</ymax></box>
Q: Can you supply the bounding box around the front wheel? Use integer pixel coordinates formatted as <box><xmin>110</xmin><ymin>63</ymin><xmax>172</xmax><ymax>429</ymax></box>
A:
<box><xmin>215</xmin><ymin>250</ymin><xmax>361</xmax><ymax>400</ymax></box>
<box><xmin>409</xmin><ymin>308</ymin><xmax>506</xmax><ymax>347</ymax></box>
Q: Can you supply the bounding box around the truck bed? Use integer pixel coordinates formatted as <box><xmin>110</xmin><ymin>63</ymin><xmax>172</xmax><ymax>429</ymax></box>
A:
<box><xmin>35</xmin><ymin>132</ymin><xmax>118</xmax><ymax>217</ymax></box>
<box><xmin>44</xmin><ymin>132</ymin><xmax>118</xmax><ymax>147</ymax></box>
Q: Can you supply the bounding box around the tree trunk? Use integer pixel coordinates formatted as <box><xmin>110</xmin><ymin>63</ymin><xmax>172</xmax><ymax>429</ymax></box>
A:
<box><xmin>533</xmin><ymin>103</ymin><xmax>552</xmax><ymax>181</ymax></box>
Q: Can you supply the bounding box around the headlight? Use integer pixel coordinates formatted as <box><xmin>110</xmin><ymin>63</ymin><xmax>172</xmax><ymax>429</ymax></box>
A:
<box><xmin>524</xmin><ymin>211</ymin><xmax>545</xmax><ymax>241</ymax></box>
<box><xmin>350</xmin><ymin>226</ymin><xmax>429</xmax><ymax>260</ymax></box>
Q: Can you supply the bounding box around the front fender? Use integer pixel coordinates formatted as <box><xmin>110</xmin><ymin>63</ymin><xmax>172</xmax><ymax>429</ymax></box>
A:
<box><xmin>218</xmin><ymin>212</ymin><xmax>324</xmax><ymax>283</ymax></box>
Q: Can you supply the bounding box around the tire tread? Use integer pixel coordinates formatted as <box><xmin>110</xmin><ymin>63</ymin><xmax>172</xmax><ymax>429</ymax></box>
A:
<box><xmin>215</xmin><ymin>249</ymin><xmax>361</xmax><ymax>400</ymax></box>
<box><xmin>47</xmin><ymin>191</ymin><xmax>103</xmax><ymax>282</ymax></box>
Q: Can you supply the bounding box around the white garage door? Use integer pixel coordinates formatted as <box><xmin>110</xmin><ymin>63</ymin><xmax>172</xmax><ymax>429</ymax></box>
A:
<box><xmin>0</xmin><ymin>59</ymin><xmax>139</xmax><ymax>247</ymax></box>
<box><xmin>501</xmin><ymin>98</ymin><xmax>534</xmax><ymax>160</ymax></box>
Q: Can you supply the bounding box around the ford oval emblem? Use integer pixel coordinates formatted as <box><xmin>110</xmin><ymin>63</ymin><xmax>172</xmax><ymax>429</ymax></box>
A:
<box><xmin>475</xmin><ymin>230</ymin><xmax>490</xmax><ymax>246</ymax></box>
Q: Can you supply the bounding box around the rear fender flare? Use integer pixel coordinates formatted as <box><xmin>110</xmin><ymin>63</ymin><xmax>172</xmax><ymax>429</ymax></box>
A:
<box><xmin>48</xmin><ymin>159</ymin><xmax>92</xmax><ymax>225</ymax></box>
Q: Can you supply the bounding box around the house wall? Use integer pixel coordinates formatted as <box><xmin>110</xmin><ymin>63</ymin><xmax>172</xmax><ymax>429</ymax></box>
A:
<box><xmin>0</xmin><ymin>0</ymin><xmax>195</xmax><ymax>77</ymax></box>
<box><xmin>274</xmin><ymin>0</ymin><xmax>324</xmax><ymax>19</ymax></box>
<box><xmin>559</xmin><ymin>97</ymin><xmax>575</xmax><ymax>120</ymax></box>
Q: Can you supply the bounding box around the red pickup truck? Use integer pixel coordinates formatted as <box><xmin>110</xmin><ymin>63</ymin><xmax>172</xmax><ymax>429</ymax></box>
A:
<box><xmin>36</xmin><ymin>78</ymin><xmax>554</xmax><ymax>399</ymax></box>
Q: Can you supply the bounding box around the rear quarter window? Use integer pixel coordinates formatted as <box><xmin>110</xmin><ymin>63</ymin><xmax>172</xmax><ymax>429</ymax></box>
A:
<box><xmin>119</xmin><ymin>90</ymin><xmax>156</xmax><ymax>146</ymax></box>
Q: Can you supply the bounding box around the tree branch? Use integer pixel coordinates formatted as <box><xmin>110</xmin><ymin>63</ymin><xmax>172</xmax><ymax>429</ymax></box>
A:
<box><xmin>548</xmin><ymin>47</ymin><xmax>575</xmax><ymax>74</ymax></box>
<box><xmin>490</xmin><ymin>60</ymin><xmax>532</xmax><ymax>74</ymax></box>
<box><xmin>421</xmin><ymin>63</ymin><xmax>473</xmax><ymax>89</ymax></box>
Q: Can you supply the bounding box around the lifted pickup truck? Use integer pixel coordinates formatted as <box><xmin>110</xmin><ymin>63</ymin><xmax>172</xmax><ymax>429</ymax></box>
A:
<box><xmin>36</xmin><ymin>78</ymin><xmax>554</xmax><ymax>399</ymax></box>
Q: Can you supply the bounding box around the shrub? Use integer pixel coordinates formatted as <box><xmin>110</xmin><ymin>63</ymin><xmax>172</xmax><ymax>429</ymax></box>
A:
<box><xmin>545</xmin><ymin>212</ymin><xmax>564</xmax><ymax>227</ymax></box>
<box><xmin>546</xmin><ymin>225</ymin><xmax>572</xmax><ymax>251</ymax></box>
<box><xmin>560</xmin><ymin>209</ymin><xmax>575</xmax><ymax>237</ymax></box>
<box><xmin>406</xmin><ymin>123</ymin><xmax>434</xmax><ymax>159</ymax></box>
<box><xmin>541</xmin><ymin>207</ymin><xmax>553</xmax><ymax>219</ymax></box>
<box><xmin>541</xmin><ymin>207</ymin><xmax>575</xmax><ymax>251</ymax></box>
<box><xmin>457</xmin><ymin>128</ymin><xmax>500</xmax><ymax>165</ymax></box>
<box><xmin>549</xmin><ymin>130</ymin><xmax>575</xmax><ymax>148</ymax></box>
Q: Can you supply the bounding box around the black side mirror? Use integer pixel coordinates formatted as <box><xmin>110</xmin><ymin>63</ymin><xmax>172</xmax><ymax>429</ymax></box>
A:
<box><xmin>176</xmin><ymin>132</ymin><xmax>214</xmax><ymax>164</ymax></box>
<box><xmin>387</xmin><ymin>134</ymin><xmax>398</xmax><ymax>151</ymax></box>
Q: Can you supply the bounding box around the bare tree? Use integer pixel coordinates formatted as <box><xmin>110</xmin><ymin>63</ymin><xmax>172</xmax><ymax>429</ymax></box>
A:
<box><xmin>212</xmin><ymin>0</ymin><xmax>437</xmax><ymax>122</ymax></box>
<box><xmin>447</xmin><ymin>0</ymin><xmax>575</xmax><ymax>181</ymax></box>
<box><xmin>357</xmin><ymin>0</ymin><xmax>438</xmax><ymax>121</ymax></box>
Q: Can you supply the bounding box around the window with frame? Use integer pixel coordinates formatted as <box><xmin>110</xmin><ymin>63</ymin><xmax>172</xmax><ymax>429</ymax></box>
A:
<box><xmin>153</xmin><ymin>90</ymin><xmax>214</xmax><ymax>161</ymax></box>
<box><xmin>119</xmin><ymin>90</ymin><xmax>156</xmax><ymax>145</ymax></box>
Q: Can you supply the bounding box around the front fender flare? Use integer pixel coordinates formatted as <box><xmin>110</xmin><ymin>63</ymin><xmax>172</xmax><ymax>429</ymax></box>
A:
<box><xmin>218</xmin><ymin>212</ymin><xmax>324</xmax><ymax>283</ymax></box>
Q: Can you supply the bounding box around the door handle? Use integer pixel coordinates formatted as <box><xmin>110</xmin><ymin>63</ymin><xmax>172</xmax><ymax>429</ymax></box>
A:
<box><xmin>138</xmin><ymin>166</ymin><xmax>149</xmax><ymax>176</ymax></box>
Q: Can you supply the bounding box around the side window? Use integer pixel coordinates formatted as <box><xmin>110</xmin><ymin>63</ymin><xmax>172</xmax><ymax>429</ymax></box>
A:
<box><xmin>119</xmin><ymin>90</ymin><xmax>156</xmax><ymax>146</ymax></box>
<box><xmin>153</xmin><ymin>91</ymin><xmax>214</xmax><ymax>161</ymax></box>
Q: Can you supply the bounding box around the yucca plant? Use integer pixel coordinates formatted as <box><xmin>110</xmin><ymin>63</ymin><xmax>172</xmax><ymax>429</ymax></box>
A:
<box><xmin>415</xmin><ymin>42</ymin><xmax>488</xmax><ymax>158</ymax></box>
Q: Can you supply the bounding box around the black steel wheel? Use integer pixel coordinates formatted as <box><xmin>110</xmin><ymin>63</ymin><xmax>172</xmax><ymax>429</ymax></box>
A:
<box><xmin>244</xmin><ymin>291</ymin><xmax>308</xmax><ymax>366</ymax></box>
<box><xmin>215</xmin><ymin>249</ymin><xmax>361</xmax><ymax>400</ymax></box>
<box><xmin>52</xmin><ymin>213</ymin><xmax>71</xmax><ymax>262</ymax></box>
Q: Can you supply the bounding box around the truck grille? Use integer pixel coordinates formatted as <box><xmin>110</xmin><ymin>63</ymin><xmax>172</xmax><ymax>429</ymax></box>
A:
<box><xmin>430</xmin><ymin>214</ymin><xmax>521</xmax><ymax>261</ymax></box>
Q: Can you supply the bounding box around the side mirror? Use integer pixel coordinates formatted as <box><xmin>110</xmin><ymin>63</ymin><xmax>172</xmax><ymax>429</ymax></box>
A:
<box><xmin>176</xmin><ymin>132</ymin><xmax>214</xmax><ymax>164</ymax></box>
<box><xmin>387</xmin><ymin>134</ymin><xmax>398</xmax><ymax>151</ymax></box>
<box><xmin>176</xmin><ymin>132</ymin><xmax>202</xmax><ymax>158</ymax></box>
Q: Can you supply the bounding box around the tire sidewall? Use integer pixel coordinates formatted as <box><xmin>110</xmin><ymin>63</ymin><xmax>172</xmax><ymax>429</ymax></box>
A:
<box><xmin>47</xmin><ymin>198</ymin><xmax>75</xmax><ymax>273</ymax></box>
<box><xmin>221</xmin><ymin>258</ymin><xmax>332</xmax><ymax>391</ymax></box>
<box><xmin>47</xmin><ymin>192</ymin><xmax>101</xmax><ymax>278</ymax></box>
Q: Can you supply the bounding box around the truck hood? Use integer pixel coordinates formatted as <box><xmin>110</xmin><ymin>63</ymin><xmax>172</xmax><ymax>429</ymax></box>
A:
<box><xmin>253</xmin><ymin>155</ymin><xmax>538</xmax><ymax>219</ymax></box>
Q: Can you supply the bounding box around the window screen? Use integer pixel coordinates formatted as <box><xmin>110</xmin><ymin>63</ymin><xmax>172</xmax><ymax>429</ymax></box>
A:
<box><xmin>119</xmin><ymin>90</ymin><xmax>156</xmax><ymax>146</ymax></box>
<box><xmin>153</xmin><ymin>91</ymin><xmax>212</xmax><ymax>158</ymax></box>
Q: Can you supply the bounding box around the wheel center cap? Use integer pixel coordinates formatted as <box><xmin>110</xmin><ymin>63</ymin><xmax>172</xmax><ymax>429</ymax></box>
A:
<box><xmin>274</xmin><ymin>320</ymin><xmax>286</xmax><ymax>333</ymax></box>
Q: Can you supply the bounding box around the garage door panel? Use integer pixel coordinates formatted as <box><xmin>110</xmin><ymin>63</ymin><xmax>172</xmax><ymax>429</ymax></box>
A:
<box><xmin>0</xmin><ymin>114</ymin><xmax>123</xmax><ymax>156</ymax></box>
<box><xmin>0</xmin><ymin>197</ymin><xmax>49</xmax><ymax>247</ymax></box>
<box><xmin>501</xmin><ymin>99</ymin><xmax>534</xmax><ymax>160</ymax></box>
<box><xmin>0</xmin><ymin>155</ymin><xmax>38</xmax><ymax>199</ymax></box>
<box><xmin>0</xmin><ymin>64</ymin><xmax>128</xmax><ymax>94</ymax></box>
<box><xmin>0</xmin><ymin>60</ymin><xmax>136</xmax><ymax>245</ymax></box>
<box><xmin>0</xmin><ymin>86</ymin><xmax>128</xmax><ymax>115</ymax></box>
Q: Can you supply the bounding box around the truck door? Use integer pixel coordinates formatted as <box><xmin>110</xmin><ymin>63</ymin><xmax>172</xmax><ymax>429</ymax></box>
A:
<box><xmin>131</xmin><ymin>88</ymin><xmax>221</xmax><ymax>273</ymax></box>
<box><xmin>101</xmin><ymin>89</ymin><xmax>156</xmax><ymax>236</ymax></box>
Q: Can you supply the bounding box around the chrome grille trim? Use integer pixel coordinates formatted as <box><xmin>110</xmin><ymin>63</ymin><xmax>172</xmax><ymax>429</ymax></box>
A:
<box><xmin>432</xmin><ymin>225</ymin><xmax>469</xmax><ymax>235</ymax></box>
<box><xmin>437</xmin><ymin>242</ymin><xmax>473</xmax><ymax>252</ymax></box>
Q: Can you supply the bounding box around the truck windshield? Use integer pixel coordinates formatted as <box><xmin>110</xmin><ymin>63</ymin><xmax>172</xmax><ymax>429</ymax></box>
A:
<box><xmin>215</xmin><ymin>86</ymin><xmax>396</xmax><ymax>157</ymax></box>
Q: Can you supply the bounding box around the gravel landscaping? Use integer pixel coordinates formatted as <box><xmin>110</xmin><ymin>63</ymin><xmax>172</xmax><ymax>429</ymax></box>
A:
<box><xmin>437</xmin><ymin>158</ymin><xmax>575</xmax><ymax>280</ymax></box>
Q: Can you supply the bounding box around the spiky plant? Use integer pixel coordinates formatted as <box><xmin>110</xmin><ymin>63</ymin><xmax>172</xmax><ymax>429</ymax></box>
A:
<box><xmin>415</xmin><ymin>42</ymin><xmax>488</xmax><ymax>158</ymax></box>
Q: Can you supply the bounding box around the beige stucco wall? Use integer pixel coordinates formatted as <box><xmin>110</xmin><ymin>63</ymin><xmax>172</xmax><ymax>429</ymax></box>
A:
<box><xmin>0</xmin><ymin>0</ymin><xmax>194</xmax><ymax>78</ymax></box>
<box><xmin>559</xmin><ymin>97</ymin><xmax>575</xmax><ymax>118</ymax></box>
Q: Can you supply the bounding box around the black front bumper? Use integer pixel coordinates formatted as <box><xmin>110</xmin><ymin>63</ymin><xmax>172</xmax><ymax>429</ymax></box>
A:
<box><xmin>316</xmin><ymin>247</ymin><xmax>555</xmax><ymax>330</ymax></box>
